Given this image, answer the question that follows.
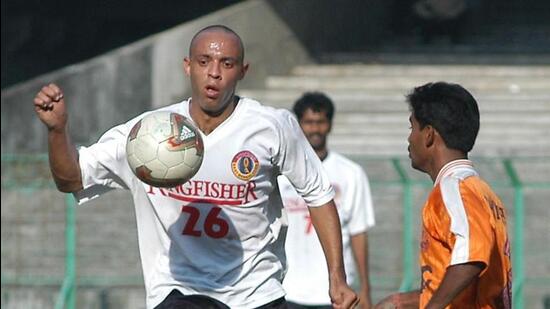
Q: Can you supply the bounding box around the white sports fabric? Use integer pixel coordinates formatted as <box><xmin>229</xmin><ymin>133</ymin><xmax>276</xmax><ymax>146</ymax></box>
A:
<box><xmin>279</xmin><ymin>152</ymin><xmax>375</xmax><ymax>305</ymax></box>
<box><xmin>74</xmin><ymin>97</ymin><xmax>334</xmax><ymax>309</ymax></box>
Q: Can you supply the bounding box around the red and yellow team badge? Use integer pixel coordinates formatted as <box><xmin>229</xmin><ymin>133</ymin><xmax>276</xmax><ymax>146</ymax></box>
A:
<box><xmin>231</xmin><ymin>151</ymin><xmax>259</xmax><ymax>181</ymax></box>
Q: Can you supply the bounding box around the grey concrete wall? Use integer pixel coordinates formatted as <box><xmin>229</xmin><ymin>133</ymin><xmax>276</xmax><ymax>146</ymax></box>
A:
<box><xmin>0</xmin><ymin>0</ymin><xmax>312</xmax><ymax>154</ymax></box>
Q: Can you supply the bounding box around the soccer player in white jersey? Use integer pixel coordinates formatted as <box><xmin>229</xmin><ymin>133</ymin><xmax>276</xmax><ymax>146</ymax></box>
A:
<box><xmin>32</xmin><ymin>25</ymin><xmax>359</xmax><ymax>309</ymax></box>
<box><xmin>279</xmin><ymin>92</ymin><xmax>375</xmax><ymax>309</ymax></box>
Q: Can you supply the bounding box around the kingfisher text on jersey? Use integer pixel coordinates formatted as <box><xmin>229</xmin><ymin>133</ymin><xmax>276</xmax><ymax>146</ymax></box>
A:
<box><xmin>146</xmin><ymin>180</ymin><xmax>258</xmax><ymax>206</ymax></box>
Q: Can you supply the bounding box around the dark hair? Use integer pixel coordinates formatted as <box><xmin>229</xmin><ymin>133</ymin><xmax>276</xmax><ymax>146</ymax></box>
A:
<box><xmin>407</xmin><ymin>82</ymin><xmax>480</xmax><ymax>153</ymax></box>
<box><xmin>292</xmin><ymin>92</ymin><xmax>335</xmax><ymax>121</ymax></box>
<box><xmin>189</xmin><ymin>25</ymin><xmax>244</xmax><ymax>62</ymax></box>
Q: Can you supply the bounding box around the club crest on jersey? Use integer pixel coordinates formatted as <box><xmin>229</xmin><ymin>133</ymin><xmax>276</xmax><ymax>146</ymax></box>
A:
<box><xmin>231</xmin><ymin>151</ymin><xmax>259</xmax><ymax>181</ymax></box>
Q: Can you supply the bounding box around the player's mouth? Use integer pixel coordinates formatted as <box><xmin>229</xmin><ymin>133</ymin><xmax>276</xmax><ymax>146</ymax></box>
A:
<box><xmin>308</xmin><ymin>133</ymin><xmax>322</xmax><ymax>140</ymax></box>
<box><xmin>205</xmin><ymin>85</ymin><xmax>220</xmax><ymax>99</ymax></box>
<box><xmin>307</xmin><ymin>133</ymin><xmax>324</xmax><ymax>146</ymax></box>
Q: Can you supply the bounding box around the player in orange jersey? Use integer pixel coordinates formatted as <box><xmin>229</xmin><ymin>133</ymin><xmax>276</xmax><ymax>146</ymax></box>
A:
<box><xmin>376</xmin><ymin>82</ymin><xmax>512</xmax><ymax>309</ymax></box>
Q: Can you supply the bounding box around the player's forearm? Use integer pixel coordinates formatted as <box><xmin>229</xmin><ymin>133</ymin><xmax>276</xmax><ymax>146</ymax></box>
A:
<box><xmin>375</xmin><ymin>290</ymin><xmax>420</xmax><ymax>309</ymax></box>
<box><xmin>397</xmin><ymin>290</ymin><xmax>421</xmax><ymax>308</ymax></box>
<box><xmin>351</xmin><ymin>233</ymin><xmax>372</xmax><ymax>299</ymax></box>
<box><xmin>48</xmin><ymin>129</ymin><xmax>83</xmax><ymax>192</ymax></box>
<box><xmin>308</xmin><ymin>201</ymin><xmax>346</xmax><ymax>281</ymax></box>
<box><xmin>426</xmin><ymin>262</ymin><xmax>484</xmax><ymax>309</ymax></box>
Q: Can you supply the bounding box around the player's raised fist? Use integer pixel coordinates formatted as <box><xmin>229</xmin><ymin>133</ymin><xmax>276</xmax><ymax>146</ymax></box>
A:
<box><xmin>33</xmin><ymin>83</ymin><xmax>68</xmax><ymax>131</ymax></box>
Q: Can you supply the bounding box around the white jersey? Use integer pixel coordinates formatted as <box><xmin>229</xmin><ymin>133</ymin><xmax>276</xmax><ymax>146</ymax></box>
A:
<box><xmin>279</xmin><ymin>152</ymin><xmax>375</xmax><ymax>305</ymax></box>
<box><xmin>74</xmin><ymin>97</ymin><xmax>334</xmax><ymax>309</ymax></box>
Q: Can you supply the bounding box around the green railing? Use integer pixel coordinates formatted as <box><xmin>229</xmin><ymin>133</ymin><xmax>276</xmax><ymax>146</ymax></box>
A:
<box><xmin>1</xmin><ymin>155</ymin><xmax>549</xmax><ymax>308</ymax></box>
<box><xmin>391</xmin><ymin>158</ymin><xmax>416</xmax><ymax>292</ymax></box>
<box><xmin>54</xmin><ymin>194</ymin><xmax>77</xmax><ymax>309</ymax></box>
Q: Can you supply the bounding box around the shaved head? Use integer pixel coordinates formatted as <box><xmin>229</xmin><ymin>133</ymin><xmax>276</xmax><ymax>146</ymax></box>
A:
<box><xmin>189</xmin><ymin>25</ymin><xmax>245</xmax><ymax>62</ymax></box>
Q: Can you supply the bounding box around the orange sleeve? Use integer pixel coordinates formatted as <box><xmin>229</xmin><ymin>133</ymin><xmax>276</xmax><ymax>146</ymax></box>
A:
<box><xmin>457</xmin><ymin>182</ymin><xmax>494</xmax><ymax>272</ymax></box>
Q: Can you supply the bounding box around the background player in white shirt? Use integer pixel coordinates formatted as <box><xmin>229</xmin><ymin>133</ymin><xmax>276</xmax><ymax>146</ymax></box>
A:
<box><xmin>32</xmin><ymin>25</ymin><xmax>358</xmax><ymax>309</ymax></box>
<box><xmin>279</xmin><ymin>92</ymin><xmax>376</xmax><ymax>309</ymax></box>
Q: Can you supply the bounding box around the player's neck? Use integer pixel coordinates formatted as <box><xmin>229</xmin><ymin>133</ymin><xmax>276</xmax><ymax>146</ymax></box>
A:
<box><xmin>189</xmin><ymin>97</ymin><xmax>238</xmax><ymax>135</ymax></box>
<box><xmin>429</xmin><ymin>150</ymin><xmax>468</xmax><ymax>182</ymax></box>
<box><xmin>316</xmin><ymin>148</ymin><xmax>328</xmax><ymax>161</ymax></box>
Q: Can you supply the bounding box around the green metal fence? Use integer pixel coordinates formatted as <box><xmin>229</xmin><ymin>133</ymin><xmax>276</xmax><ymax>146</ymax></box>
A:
<box><xmin>2</xmin><ymin>155</ymin><xmax>549</xmax><ymax>308</ymax></box>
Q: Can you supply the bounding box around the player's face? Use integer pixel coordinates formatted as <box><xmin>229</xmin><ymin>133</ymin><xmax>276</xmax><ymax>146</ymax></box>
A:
<box><xmin>299</xmin><ymin>109</ymin><xmax>331</xmax><ymax>151</ymax></box>
<box><xmin>408</xmin><ymin>113</ymin><xmax>429</xmax><ymax>172</ymax></box>
<box><xmin>184</xmin><ymin>31</ymin><xmax>248</xmax><ymax>116</ymax></box>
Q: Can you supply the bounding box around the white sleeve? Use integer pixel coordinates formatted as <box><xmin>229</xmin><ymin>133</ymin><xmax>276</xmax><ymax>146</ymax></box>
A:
<box><xmin>74</xmin><ymin>123</ymin><xmax>133</xmax><ymax>204</ymax></box>
<box><xmin>348</xmin><ymin>166</ymin><xmax>376</xmax><ymax>235</ymax></box>
<box><xmin>273</xmin><ymin>110</ymin><xmax>334</xmax><ymax>207</ymax></box>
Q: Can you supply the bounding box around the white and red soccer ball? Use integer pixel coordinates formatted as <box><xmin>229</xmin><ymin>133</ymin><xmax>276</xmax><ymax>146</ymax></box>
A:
<box><xmin>126</xmin><ymin>111</ymin><xmax>204</xmax><ymax>187</ymax></box>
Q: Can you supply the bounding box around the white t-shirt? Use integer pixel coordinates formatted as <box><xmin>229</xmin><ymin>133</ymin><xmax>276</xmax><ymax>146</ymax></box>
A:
<box><xmin>74</xmin><ymin>97</ymin><xmax>334</xmax><ymax>309</ymax></box>
<box><xmin>279</xmin><ymin>152</ymin><xmax>375</xmax><ymax>305</ymax></box>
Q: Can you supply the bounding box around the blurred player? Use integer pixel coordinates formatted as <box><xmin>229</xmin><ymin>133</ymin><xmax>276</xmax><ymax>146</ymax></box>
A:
<box><xmin>375</xmin><ymin>82</ymin><xmax>512</xmax><ymax>309</ymax></box>
<box><xmin>279</xmin><ymin>92</ymin><xmax>375</xmax><ymax>309</ymax></box>
<box><xmin>33</xmin><ymin>25</ymin><xmax>358</xmax><ymax>309</ymax></box>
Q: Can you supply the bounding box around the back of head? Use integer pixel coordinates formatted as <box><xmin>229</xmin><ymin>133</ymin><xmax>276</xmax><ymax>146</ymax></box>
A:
<box><xmin>292</xmin><ymin>92</ymin><xmax>335</xmax><ymax>121</ymax></box>
<box><xmin>407</xmin><ymin>82</ymin><xmax>480</xmax><ymax>153</ymax></box>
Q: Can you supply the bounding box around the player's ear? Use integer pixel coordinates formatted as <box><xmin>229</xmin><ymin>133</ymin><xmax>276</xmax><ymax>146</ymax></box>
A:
<box><xmin>425</xmin><ymin>125</ymin><xmax>435</xmax><ymax>148</ymax></box>
<box><xmin>239</xmin><ymin>62</ymin><xmax>249</xmax><ymax>80</ymax></box>
<box><xmin>183</xmin><ymin>57</ymin><xmax>191</xmax><ymax>76</ymax></box>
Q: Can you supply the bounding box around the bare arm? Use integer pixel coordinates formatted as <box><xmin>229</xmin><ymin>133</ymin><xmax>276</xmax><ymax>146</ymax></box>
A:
<box><xmin>351</xmin><ymin>232</ymin><xmax>372</xmax><ymax>309</ymax></box>
<box><xmin>375</xmin><ymin>290</ymin><xmax>420</xmax><ymax>309</ymax></box>
<box><xmin>308</xmin><ymin>201</ymin><xmax>358</xmax><ymax>309</ymax></box>
<box><xmin>425</xmin><ymin>262</ymin><xmax>484</xmax><ymax>309</ymax></box>
<box><xmin>34</xmin><ymin>84</ymin><xmax>83</xmax><ymax>192</ymax></box>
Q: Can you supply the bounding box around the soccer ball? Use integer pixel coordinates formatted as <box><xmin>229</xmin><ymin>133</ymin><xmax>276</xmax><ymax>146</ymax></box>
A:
<box><xmin>126</xmin><ymin>111</ymin><xmax>204</xmax><ymax>187</ymax></box>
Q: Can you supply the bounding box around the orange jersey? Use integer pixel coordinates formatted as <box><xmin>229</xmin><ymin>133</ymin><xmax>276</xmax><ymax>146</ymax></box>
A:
<box><xmin>419</xmin><ymin>160</ymin><xmax>512</xmax><ymax>308</ymax></box>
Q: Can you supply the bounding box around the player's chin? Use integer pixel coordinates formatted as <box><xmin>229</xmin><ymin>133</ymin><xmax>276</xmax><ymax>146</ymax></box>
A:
<box><xmin>307</xmin><ymin>136</ymin><xmax>323</xmax><ymax>147</ymax></box>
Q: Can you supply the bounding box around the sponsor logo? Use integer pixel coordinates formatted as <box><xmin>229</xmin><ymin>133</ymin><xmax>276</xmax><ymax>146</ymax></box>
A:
<box><xmin>147</xmin><ymin>180</ymin><xmax>258</xmax><ymax>205</ymax></box>
<box><xmin>179</xmin><ymin>125</ymin><xmax>196</xmax><ymax>141</ymax></box>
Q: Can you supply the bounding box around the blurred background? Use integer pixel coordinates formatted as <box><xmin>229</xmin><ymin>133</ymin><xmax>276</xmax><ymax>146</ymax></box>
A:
<box><xmin>2</xmin><ymin>0</ymin><xmax>550</xmax><ymax>308</ymax></box>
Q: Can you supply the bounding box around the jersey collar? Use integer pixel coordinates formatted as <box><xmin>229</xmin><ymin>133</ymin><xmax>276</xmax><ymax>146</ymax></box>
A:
<box><xmin>434</xmin><ymin>159</ymin><xmax>474</xmax><ymax>186</ymax></box>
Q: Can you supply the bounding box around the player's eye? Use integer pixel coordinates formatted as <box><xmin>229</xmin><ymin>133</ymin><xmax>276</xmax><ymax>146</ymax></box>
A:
<box><xmin>223</xmin><ymin>61</ymin><xmax>234</xmax><ymax>68</ymax></box>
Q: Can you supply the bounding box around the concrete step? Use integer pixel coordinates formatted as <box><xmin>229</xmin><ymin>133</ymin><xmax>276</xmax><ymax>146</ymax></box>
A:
<box><xmin>242</xmin><ymin>99</ymin><xmax>550</xmax><ymax>114</ymax></box>
<box><xmin>317</xmin><ymin>52</ymin><xmax>550</xmax><ymax>65</ymax></box>
<box><xmin>291</xmin><ymin>64</ymin><xmax>550</xmax><ymax>77</ymax></box>
<box><xmin>331</xmin><ymin>145</ymin><xmax>535</xmax><ymax>157</ymax></box>
<box><xmin>328</xmin><ymin>140</ymin><xmax>550</xmax><ymax>156</ymax></box>
<box><xmin>239</xmin><ymin>89</ymin><xmax>550</xmax><ymax>103</ymax></box>
<box><xmin>331</xmin><ymin>113</ymin><xmax>550</xmax><ymax>125</ymax></box>
<box><xmin>241</xmin><ymin>60</ymin><xmax>550</xmax><ymax>157</ymax></box>
<box><xmin>331</xmin><ymin>126</ymin><xmax>550</xmax><ymax>138</ymax></box>
<box><xmin>265</xmin><ymin>75</ymin><xmax>550</xmax><ymax>92</ymax></box>
<box><xmin>330</xmin><ymin>140</ymin><xmax>550</xmax><ymax>155</ymax></box>
<box><xmin>330</xmin><ymin>134</ymin><xmax>550</xmax><ymax>145</ymax></box>
<box><xmin>241</xmin><ymin>91</ymin><xmax>550</xmax><ymax>107</ymax></box>
<box><xmin>239</xmin><ymin>90</ymin><xmax>550</xmax><ymax>114</ymax></box>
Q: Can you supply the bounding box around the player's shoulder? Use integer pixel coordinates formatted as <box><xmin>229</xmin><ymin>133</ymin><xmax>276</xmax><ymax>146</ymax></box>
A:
<box><xmin>328</xmin><ymin>152</ymin><xmax>365</xmax><ymax>174</ymax></box>
<box><xmin>239</xmin><ymin>96</ymin><xmax>296</xmax><ymax>126</ymax></box>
